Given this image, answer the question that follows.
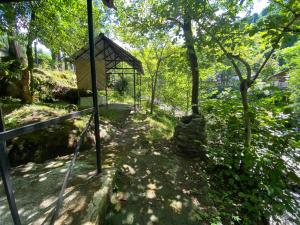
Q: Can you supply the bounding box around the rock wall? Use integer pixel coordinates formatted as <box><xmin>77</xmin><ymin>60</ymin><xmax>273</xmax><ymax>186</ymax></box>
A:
<box><xmin>173</xmin><ymin>114</ymin><xmax>207</xmax><ymax>159</ymax></box>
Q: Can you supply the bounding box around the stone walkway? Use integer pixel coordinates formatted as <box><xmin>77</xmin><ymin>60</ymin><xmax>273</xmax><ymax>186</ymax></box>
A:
<box><xmin>105</xmin><ymin>114</ymin><xmax>213</xmax><ymax>225</ymax></box>
<box><xmin>0</xmin><ymin>150</ymin><xmax>113</xmax><ymax>225</ymax></box>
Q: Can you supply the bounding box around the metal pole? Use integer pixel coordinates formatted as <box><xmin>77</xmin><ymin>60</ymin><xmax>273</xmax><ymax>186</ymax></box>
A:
<box><xmin>105</xmin><ymin>74</ymin><xmax>108</xmax><ymax>108</ymax></box>
<box><xmin>87</xmin><ymin>0</ymin><xmax>101</xmax><ymax>174</ymax></box>
<box><xmin>104</xmin><ymin>41</ymin><xmax>108</xmax><ymax>109</ymax></box>
<box><xmin>0</xmin><ymin>108</ymin><xmax>21</xmax><ymax>225</ymax></box>
<box><xmin>133</xmin><ymin>70</ymin><xmax>136</xmax><ymax>110</ymax></box>
<box><xmin>139</xmin><ymin>73</ymin><xmax>142</xmax><ymax>108</ymax></box>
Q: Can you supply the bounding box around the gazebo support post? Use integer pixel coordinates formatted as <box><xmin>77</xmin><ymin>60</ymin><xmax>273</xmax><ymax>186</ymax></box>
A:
<box><xmin>104</xmin><ymin>40</ymin><xmax>108</xmax><ymax>109</ymax></box>
<box><xmin>139</xmin><ymin>73</ymin><xmax>142</xmax><ymax>108</ymax></box>
<box><xmin>87</xmin><ymin>0</ymin><xmax>101</xmax><ymax>174</ymax></box>
<box><xmin>105</xmin><ymin>74</ymin><xmax>108</xmax><ymax>109</ymax></box>
<box><xmin>133</xmin><ymin>70</ymin><xmax>136</xmax><ymax>111</ymax></box>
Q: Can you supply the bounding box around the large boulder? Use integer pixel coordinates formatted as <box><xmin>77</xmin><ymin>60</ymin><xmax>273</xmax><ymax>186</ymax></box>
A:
<box><xmin>7</xmin><ymin>120</ymin><xmax>115</xmax><ymax>166</ymax></box>
<box><xmin>173</xmin><ymin>113</ymin><xmax>207</xmax><ymax>158</ymax></box>
<box><xmin>7</xmin><ymin>121</ymin><xmax>95</xmax><ymax>166</ymax></box>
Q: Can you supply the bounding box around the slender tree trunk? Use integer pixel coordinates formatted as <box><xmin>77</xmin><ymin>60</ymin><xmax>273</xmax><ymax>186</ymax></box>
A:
<box><xmin>64</xmin><ymin>59</ymin><xmax>69</xmax><ymax>70</ymax></box>
<box><xmin>150</xmin><ymin>72</ymin><xmax>159</xmax><ymax>114</ymax></box>
<box><xmin>150</xmin><ymin>75</ymin><xmax>155</xmax><ymax>114</ymax></box>
<box><xmin>57</xmin><ymin>51</ymin><xmax>63</xmax><ymax>71</ymax></box>
<box><xmin>183</xmin><ymin>11</ymin><xmax>200</xmax><ymax>114</ymax></box>
<box><xmin>26</xmin><ymin>38</ymin><xmax>35</xmax><ymax>97</ymax></box>
<box><xmin>23</xmin><ymin>9</ymin><xmax>36</xmax><ymax>102</ymax></box>
<box><xmin>34</xmin><ymin>41</ymin><xmax>38</xmax><ymax>65</ymax></box>
<box><xmin>51</xmin><ymin>50</ymin><xmax>57</xmax><ymax>69</ymax></box>
<box><xmin>240</xmin><ymin>80</ymin><xmax>251</xmax><ymax>148</ymax></box>
<box><xmin>51</xmin><ymin>51</ymin><xmax>56</xmax><ymax>61</ymax></box>
<box><xmin>186</xmin><ymin>89</ymin><xmax>189</xmax><ymax>115</ymax></box>
<box><xmin>150</xmin><ymin>56</ymin><xmax>163</xmax><ymax>114</ymax></box>
<box><xmin>21</xmin><ymin>68</ymin><xmax>32</xmax><ymax>103</ymax></box>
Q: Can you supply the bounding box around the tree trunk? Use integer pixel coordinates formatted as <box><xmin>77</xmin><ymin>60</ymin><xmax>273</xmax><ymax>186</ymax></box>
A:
<box><xmin>186</xmin><ymin>88</ymin><xmax>190</xmax><ymax>116</ymax></box>
<box><xmin>21</xmin><ymin>68</ymin><xmax>32</xmax><ymax>104</ymax></box>
<box><xmin>8</xmin><ymin>38</ymin><xmax>21</xmax><ymax>60</ymax></box>
<box><xmin>34</xmin><ymin>41</ymin><xmax>38</xmax><ymax>64</ymax></box>
<box><xmin>51</xmin><ymin>50</ymin><xmax>57</xmax><ymax>69</ymax></box>
<box><xmin>7</xmin><ymin>30</ymin><xmax>32</xmax><ymax>103</ymax></box>
<box><xmin>183</xmin><ymin>11</ymin><xmax>200</xmax><ymax>114</ymax></box>
<box><xmin>26</xmin><ymin>39</ymin><xmax>34</xmax><ymax>95</ymax></box>
<box><xmin>150</xmin><ymin>75</ymin><xmax>155</xmax><ymax>114</ymax></box>
<box><xmin>51</xmin><ymin>51</ymin><xmax>56</xmax><ymax>61</ymax></box>
<box><xmin>57</xmin><ymin>51</ymin><xmax>63</xmax><ymax>71</ymax></box>
<box><xmin>150</xmin><ymin>57</ymin><xmax>162</xmax><ymax>114</ymax></box>
<box><xmin>24</xmin><ymin>9</ymin><xmax>36</xmax><ymax>102</ymax></box>
<box><xmin>240</xmin><ymin>80</ymin><xmax>251</xmax><ymax>148</ymax></box>
<box><xmin>64</xmin><ymin>59</ymin><xmax>69</xmax><ymax>70</ymax></box>
<box><xmin>150</xmin><ymin>73</ymin><xmax>159</xmax><ymax>114</ymax></box>
<box><xmin>26</xmin><ymin>41</ymin><xmax>34</xmax><ymax>72</ymax></box>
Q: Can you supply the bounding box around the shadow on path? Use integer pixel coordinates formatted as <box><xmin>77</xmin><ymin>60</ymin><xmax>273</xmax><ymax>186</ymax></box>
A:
<box><xmin>105</xmin><ymin>113</ymin><xmax>213</xmax><ymax>225</ymax></box>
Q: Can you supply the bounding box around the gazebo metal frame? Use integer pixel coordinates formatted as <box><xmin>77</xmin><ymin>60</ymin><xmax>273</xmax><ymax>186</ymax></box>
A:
<box><xmin>71</xmin><ymin>33</ymin><xmax>143</xmax><ymax>109</ymax></box>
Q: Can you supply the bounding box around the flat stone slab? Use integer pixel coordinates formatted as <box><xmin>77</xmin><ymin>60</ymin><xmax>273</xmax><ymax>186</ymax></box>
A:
<box><xmin>0</xmin><ymin>150</ymin><xmax>116</xmax><ymax>225</ymax></box>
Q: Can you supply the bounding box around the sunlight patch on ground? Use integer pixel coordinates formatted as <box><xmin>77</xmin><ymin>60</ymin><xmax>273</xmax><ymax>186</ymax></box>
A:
<box><xmin>45</xmin><ymin>161</ymin><xmax>65</xmax><ymax>169</ymax></box>
<box><xmin>122</xmin><ymin>164</ymin><xmax>136</xmax><ymax>175</ymax></box>
<box><xmin>40</xmin><ymin>196</ymin><xmax>57</xmax><ymax>209</ymax></box>
<box><xmin>19</xmin><ymin>162</ymin><xmax>36</xmax><ymax>173</ymax></box>
<box><xmin>146</xmin><ymin>189</ymin><xmax>156</xmax><ymax>199</ymax></box>
<box><xmin>122</xmin><ymin>212</ymin><xmax>134</xmax><ymax>224</ymax></box>
<box><xmin>170</xmin><ymin>200</ymin><xmax>183</xmax><ymax>213</ymax></box>
<box><xmin>147</xmin><ymin>183</ymin><xmax>157</xmax><ymax>190</ymax></box>
<box><xmin>149</xmin><ymin>214</ymin><xmax>159</xmax><ymax>223</ymax></box>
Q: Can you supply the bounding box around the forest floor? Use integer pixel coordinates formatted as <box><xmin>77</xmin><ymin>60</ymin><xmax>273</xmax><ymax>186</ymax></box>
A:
<box><xmin>104</xmin><ymin>112</ymin><xmax>215</xmax><ymax>225</ymax></box>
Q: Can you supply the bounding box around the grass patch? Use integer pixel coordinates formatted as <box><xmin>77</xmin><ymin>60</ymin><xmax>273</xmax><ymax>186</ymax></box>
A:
<box><xmin>2</xmin><ymin>102</ymin><xmax>94</xmax><ymax>165</ymax></box>
<box><xmin>107</xmin><ymin>91</ymin><xmax>134</xmax><ymax>104</ymax></box>
<box><xmin>0</xmin><ymin>97</ymin><xmax>23</xmax><ymax>116</ymax></box>
<box><xmin>99</xmin><ymin>106</ymin><xmax>132</xmax><ymax>127</ymax></box>
<box><xmin>32</xmin><ymin>69</ymin><xmax>77</xmax><ymax>102</ymax></box>
<box><xmin>2</xmin><ymin>102</ymin><xmax>90</xmax><ymax>129</ymax></box>
<box><xmin>133</xmin><ymin>109</ymin><xmax>178</xmax><ymax>140</ymax></box>
<box><xmin>33</xmin><ymin>68</ymin><xmax>77</xmax><ymax>89</ymax></box>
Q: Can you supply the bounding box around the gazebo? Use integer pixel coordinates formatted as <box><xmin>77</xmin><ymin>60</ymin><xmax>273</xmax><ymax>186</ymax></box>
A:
<box><xmin>70</xmin><ymin>33</ymin><xmax>144</xmax><ymax>108</ymax></box>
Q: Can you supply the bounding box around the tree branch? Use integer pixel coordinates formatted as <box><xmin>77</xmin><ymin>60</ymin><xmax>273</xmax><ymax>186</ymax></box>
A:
<box><xmin>230</xmin><ymin>54</ymin><xmax>252</xmax><ymax>82</ymax></box>
<box><xmin>198</xmin><ymin>22</ymin><xmax>243</xmax><ymax>81</ymax></box>
<box><xmin>284</xmin><ymin>28</ymin><xmax>300</xmax><ymax>33</ymax></box>
<box><xmin>272</xmin><ymin>0</ymin><xmax>297</xmax><ymax>15</ymax></box>
<box><xmin>249</xmin><ymin>14</ymin><xmax>299</xmax><ymax>86</ymax></box>
<box><xmin>166</xmin><ymin>17</ymin><xmax>183</xmax><ymax>27</ymax></box>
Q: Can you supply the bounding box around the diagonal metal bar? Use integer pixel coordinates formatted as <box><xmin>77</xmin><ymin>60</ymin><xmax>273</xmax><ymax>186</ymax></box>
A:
<box><xmin>49</xmin><ymin>113</ymin><xmax>94</xmax><ymax>225</ymax></box>
<box><xmin>0</xmin><ymin>108</ymin><xmax>22</xmax><ymax>225</ymax></box>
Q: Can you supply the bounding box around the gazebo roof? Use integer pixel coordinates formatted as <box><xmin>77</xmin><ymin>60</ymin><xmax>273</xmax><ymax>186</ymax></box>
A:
<box><xmin>71</xmin><ymin>33</ymin><xmax>144</xmax><ymax>74</ymax></box>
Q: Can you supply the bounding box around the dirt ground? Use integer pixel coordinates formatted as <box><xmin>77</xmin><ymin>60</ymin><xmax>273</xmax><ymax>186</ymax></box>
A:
<box><xmin>104</xmin><ymin>113</ymin><xmax>214</xmax><ymax>225</ymax></box>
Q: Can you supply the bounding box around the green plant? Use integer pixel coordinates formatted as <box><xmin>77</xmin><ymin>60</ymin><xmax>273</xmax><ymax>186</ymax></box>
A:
<box><xmin>113</xmin><ymin>76</ymin><xmax>129</xmax><ymax>96</ymax></box>
<box><xmin>204</xmin><ymin>86</ymin><xmax>299</xmax><ymax>224</ymax></box>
